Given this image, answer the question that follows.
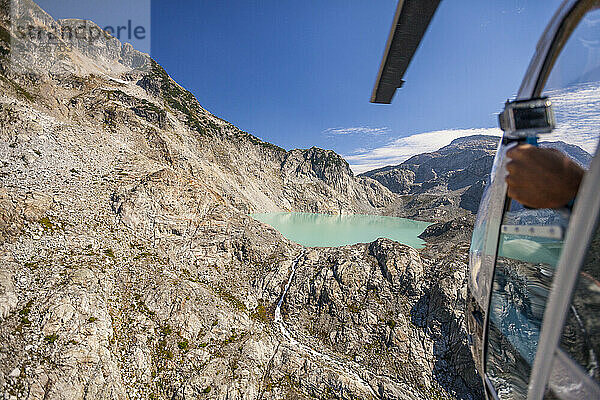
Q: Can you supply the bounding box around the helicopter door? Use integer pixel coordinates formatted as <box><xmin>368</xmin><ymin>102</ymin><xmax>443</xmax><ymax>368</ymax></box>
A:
<box><xmin>484</xmin><ymin>2</ymin><xmax>600</xmax><ymax>399</ymax></box>
<box><xmin>485</xmin><ymin>200</ymin><xmax>568</xmax><ymax>398</ymax></box>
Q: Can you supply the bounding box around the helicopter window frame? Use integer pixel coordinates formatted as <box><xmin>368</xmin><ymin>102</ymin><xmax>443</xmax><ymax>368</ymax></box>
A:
<box><xmin>518</xmin><ymin>0</ymin><xmax>598</xmax><ymax>100</ymax></box>
<box><xmin>528</xmin><ymin>144</ymin><xmax>600</xmax><ymax>399</ymax></box>
<box><xmin>532</xmin><ymin>1</ymin><xmax>596</xmax><ymax>96</ymax></box>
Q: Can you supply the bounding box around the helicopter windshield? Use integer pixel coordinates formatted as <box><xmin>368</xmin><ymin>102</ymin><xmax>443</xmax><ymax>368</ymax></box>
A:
<box><xmin>484</xmin><ymin>5</ymin><xmax>600</xmax><ymax>399</ymax></box>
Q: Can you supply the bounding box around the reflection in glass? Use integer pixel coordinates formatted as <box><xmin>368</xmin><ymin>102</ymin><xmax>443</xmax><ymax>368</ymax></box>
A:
<box><xmin>550</xmin><ymin>7</ymin><xmax>600</xmax><ymax>387</ymax></box>
<box><xmin>486</xmin><ymin>5</ymin><xmax>600</xmax><ymax>398</ymax></box>
<box><xmin>486</xmin><ymin>205</ymin><xmax>565</xmax><ymax>398</ymax></box>
<box><xmin>498</xmin><ymin>234</ymin><xmax>562</xmax><ymax>267</ymax></box>
<box><xmin>560</xmin><ymin>225</ymin><xmax>600</xmax><ymax>383</ymax></box>
<box><xmin>486</xmin><ymin>254</ymin><xmax>557</xmax><ymax>399</ymax></box>
<box><xmin>502</xmin><ymin>203</ymin><xmax>570</xmax><ymax>229</ymax></box>
<box><xmin>543</xmin><ymin>8</ymin><xmax>600</xmax><ymax>161</ymax></box>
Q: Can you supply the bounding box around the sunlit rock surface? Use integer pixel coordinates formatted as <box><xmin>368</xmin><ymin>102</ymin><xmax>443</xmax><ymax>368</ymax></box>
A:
<box><xmin>0</xmin><ymin>1</ymin><xmax>484</xmax><ymax>399</ymax></box>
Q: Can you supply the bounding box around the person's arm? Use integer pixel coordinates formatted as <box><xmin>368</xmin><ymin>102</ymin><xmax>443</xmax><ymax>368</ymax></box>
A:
<box><xmin>505</xmin><ymin>144</ymin><xmax>585</xmax><ymax>209</ymax></box>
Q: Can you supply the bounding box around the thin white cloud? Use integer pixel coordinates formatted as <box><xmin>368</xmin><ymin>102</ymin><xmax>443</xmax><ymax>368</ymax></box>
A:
<box><xmin>347</xmin><ymin>83</ymin><xmax>600</xmax><ymax>174</ymax></box>
<box><xmin>344</xmin><ymin>83</ymin><xmax>600</xmax><ymax>175</ymax></box>
<box><xmin>542</xmin><ymin>84</ymin><xmax>600</xmax><ymax>154</ymax></box>
<box><xmin>323</xmin><ymin>126</ymin><xmax>390</xmax><ymax>136</ymax></box>
<box><xmin>345</xmin><ymin>128</ymin><xmax>501</xmax><ymax>174</ymax></box>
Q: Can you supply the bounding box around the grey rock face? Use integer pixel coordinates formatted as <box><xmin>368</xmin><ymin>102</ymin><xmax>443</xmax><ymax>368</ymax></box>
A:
<box><xmin>359</xmin><ymin>136</ymin><xmax>499</xmax><ymax>222</ymax></box>
<box><xmin>283</xmin><ymin>239</ymin><xmax>483</xmax><ymax>400</ymax></box>
<box><xmin>361</xmin><ymin>135</ymin><xmax>592</xmax><ymax>218</ymax></box>
<box><xmin>361</xmin><ymin>136</ymin><xmax>498</xmax><ymax>197</ymax></box>
<box><xmin>459</xmin><ymin>180</ymin><xmax>486</xmax><ymax>214</ymax></box>
<box><xmin>0</xmin><ymin>2</ymin><xmax>484</xmax><ymax>399</ymax></box>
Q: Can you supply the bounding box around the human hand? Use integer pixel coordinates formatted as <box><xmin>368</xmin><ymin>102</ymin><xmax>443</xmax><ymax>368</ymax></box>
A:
<box><xmin>505</xmin><ymin>144</ymin><xmax>584</xmax><ymax>209</ymax></box>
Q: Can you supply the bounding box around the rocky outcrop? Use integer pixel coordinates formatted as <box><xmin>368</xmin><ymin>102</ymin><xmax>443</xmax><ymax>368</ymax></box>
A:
<box><xmin>283</xmin><ymin>239</ymin><xmax>483</xmax><ymax>400</ymax></box>
<box><xmin>2</xmin><ymin>0</ymin><xmax>397</xmax><ymax>218</ymax></box>
<box><xmin>282</xmin><ymin>147</ymin><xmax>353</xmax><ymax>192</ymax></box>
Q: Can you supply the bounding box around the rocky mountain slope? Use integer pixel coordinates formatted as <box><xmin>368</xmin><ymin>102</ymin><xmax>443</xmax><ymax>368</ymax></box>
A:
<box><xmin>0</xmin><ymin>1</ymin><xmax>483</xmax><ymax>399</ymax></box>
<box><xmin>1</xmin><ymin>2</ymin><xmax>397</xmax><ymax>218</ymax></box>
<box><xmin>282</xmin><ymin>238</ymin><xmax>481</xmax><ymax>399</ymax></box>
<box><xmin>361</xmin><ymin>135</ymin><xmax>592</xmax><ymax>216</ymax></box>
<box><xmin>361</xmin><ymin>136</ymin><xmax>498</xmax><ymax>218</ymax></box>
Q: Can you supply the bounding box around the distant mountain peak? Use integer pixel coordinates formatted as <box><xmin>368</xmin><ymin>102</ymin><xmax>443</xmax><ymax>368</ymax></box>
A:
<box><xmin>448</xmin><ymin>134</ymin><xmax>499</xmax><ymax>146</ymax></box>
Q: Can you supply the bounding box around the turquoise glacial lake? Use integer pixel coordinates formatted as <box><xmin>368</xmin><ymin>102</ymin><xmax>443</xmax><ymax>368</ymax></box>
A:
<box><xmin>250</xmin><ymin>212</ymin><xmax>432</xmax><ymax>249</ymax></box>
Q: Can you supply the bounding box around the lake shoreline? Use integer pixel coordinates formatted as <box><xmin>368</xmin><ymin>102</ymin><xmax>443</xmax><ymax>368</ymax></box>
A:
<box><xmin>250</xmin><ymin>212</ymin><xmax>432</xmax><ymax>249</ymax></box>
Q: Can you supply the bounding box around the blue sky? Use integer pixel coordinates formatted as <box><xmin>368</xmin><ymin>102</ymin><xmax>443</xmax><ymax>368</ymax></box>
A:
<box><xmin>35</xmin><ymin>0</ymin><xmax>151</xmax><ymax>53</ymax></box>
<box><xmin>150</xmin><ymin>1</ymin><xmax>564</xmax><ymax>171</ymax></box>
<box><xmin>38</xmin><ymin>0</ymin><xmax>565</xmax><ymax>172</ymax></box>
